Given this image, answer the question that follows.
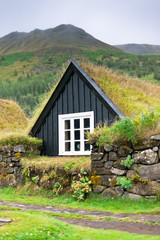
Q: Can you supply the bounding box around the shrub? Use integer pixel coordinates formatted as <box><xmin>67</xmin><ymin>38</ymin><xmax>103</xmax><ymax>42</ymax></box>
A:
<box><xmin>116</xmin><ymin>177</ymin><xmax>133</xmax><ymax>190</ymax></box>
<box><xmin>120</xmin><ymin>155</ymin><xmax>135</xmax><ymax>168</ymax></box>
<box><xmin>71</xmin><ymin>168</ymin><xmax>91</xmax><ymax>201</ymax></box>
<box><xmin>89</xmin><ymin>109</ymin><xmax>160</xmax><ymax>147</ymax></box>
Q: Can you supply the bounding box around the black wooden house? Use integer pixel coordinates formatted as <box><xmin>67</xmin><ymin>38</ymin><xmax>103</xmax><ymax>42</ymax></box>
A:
<box><xmin>30</xmin><ymin>60</ymin><xmax>123</xmax><ymax>156</ymax></box>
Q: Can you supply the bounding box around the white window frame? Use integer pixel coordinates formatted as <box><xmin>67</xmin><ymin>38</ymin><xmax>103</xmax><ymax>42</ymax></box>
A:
<box><xmin>58</xmin><ymin>111</ymin><xmax>94</xmax><ymax>155</ymax></box>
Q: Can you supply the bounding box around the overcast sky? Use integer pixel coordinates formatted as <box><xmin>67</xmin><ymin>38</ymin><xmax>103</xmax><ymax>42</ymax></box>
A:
<box><xmin>1</xmin><ymin>0</ymin><xmax>160</xmax><ymax>45</ymax></box>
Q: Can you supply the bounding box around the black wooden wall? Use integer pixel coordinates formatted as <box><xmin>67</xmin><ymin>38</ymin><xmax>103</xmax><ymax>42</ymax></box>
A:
<box><xmin>35</xmin><ymin>72</ymin><xmax>117</xmax><ymax>156</ymax></box>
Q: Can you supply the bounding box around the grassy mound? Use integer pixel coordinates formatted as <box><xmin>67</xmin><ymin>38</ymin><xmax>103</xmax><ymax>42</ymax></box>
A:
<box><xmin>0</xmin><ymin>99</ymin><xmax>28</xmax><ymax>132</ymax></box>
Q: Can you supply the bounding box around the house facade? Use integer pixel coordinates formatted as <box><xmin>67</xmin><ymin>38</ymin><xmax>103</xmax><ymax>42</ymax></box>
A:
<box><xmin>30</xmin><ymin>60</ymin><xmax>124</xmax><ymax>156</ymax></box>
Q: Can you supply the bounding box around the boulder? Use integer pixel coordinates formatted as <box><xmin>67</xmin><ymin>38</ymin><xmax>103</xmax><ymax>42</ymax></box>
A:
<box><xmin>126</xmin><ymin>170</ymin><xmax>137</xmax><ymax>178</ymax></box>
<box><xmin>104</xmin><ymin>143</ymin><xmax>113</xmax><ymax>152</ymax></box>
<box><xmin>91</xmin><ymin>161</ymin><xmax>104</xmax><ymax>168</ymax></box>
<box><xmin>101</xmin><ymin>188</ymin><xmax>117</xmax><ymax>198</ymax></box>
<box><xmin>104</xmin><ymin>161</ymin><xmax>113</xmax><ymax>169</ymax></box>
<box><xmin>132</xmin><ymin>149</ymin><xmax>158</xmax><ymax>165</ymax></box>
<box><xmin>150</xmin><ymin>134</ymin><xmax>160</xmax><ymax>141</ymax></box>
<box><xmin>101</xmin><ymin>154</ymin><xmax>108</xmax><ymax>163</ymax></box>
<box><xmin>91</xmin><ymin>152</ymin><xmax>103</xmax><ymax>161</ymax></box>
<box><xmin>115</xmin><ymin>186</ymin><xmax>124</xmax><ymax>196</ymax></box>
<box><xmin>117</xmin><ymin>146</ymin><xmax>133</xmax><ymax>157</ymax></box>
<box><xmin>109</xmin><ymin>152</ymin><xmax>118</xmax><ymax>161</ymax></box>
<box><xmin>111</xmin><ymin>168</ymin><xmax>127</xmax><ymax>176</ymax></box>
<box><xmin>13</xmin><ymin>145</ymin><xmax>25</xmax><ymax>153</ymax></box>
<box><xmin>138</xmin><ymin>163</ymin><xmax>160</xmax><ymax>180</ymax></box>
<box><xmin>92</xmin><ymin>168</ymin><xmax>112</xmax><ymax>175</ymax></box>
<box><xmin>123</xmin><ymin>192</ymin><xmax>142</xmax><ymax>200</ymax></box>
<box><xmin>128</xmin><ymin>181</ymin><xmax>160</xmax><ymax>196</ymax></box>
<box><xmin>92</xmin><ymin>185</ymin><xmax>106</xmax><ymax>193</ymax></box>
<box><xmin>133</xmin><ymin>139</ymin><xmax>157</xmax><ymax>151</ymax></box>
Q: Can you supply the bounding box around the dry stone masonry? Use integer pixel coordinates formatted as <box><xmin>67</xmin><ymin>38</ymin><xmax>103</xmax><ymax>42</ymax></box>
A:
<box><xmin>91</xmin><ymin>134</ymin><xmax>160</xmax><ymax>199</ymax></box>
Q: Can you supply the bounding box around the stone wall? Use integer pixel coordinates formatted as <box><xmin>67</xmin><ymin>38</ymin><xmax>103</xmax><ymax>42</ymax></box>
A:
<box><xmin>91</xmin><ymin>134</ymin><xmax>160</xmax><ymax>199</ymax></box>
<box><xmin>0</xmin><ymin>145</ymin><xmax>41</xmax><ymax>187</ymax></box>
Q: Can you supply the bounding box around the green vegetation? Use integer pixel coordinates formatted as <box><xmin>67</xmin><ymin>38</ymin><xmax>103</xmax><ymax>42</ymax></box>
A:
<box><xmin>1</xmin><ymin>47</ymin><xmax>160</xmax><ymax>118</ymax></box>
<box><xmin>116</xmin><ymin>177</ymin><xmax>133</xmax><ymax>190</ymax></box>
<box><xmin>1</xmin><ymin>210</ymin><xmax>158</xmax><ymax>240</ymax></box>
<box><xmin>71</xmin><ymin>168</ymin><xmax>92</xmax><ymax>201</ymax></box>
<box><xmin>89</xmin><ymin>109</ymin><xmax>160</xmax><ymax>147</ymax></box>
<box><xmin>0</xmin><ymin>187</ymin><xmax>160</xmax><ymax>214</ymax></box>
<box><xmin>80</xmin><ymin>49</ymin><xmax>160</xmax><ymax>81</ymax></box>
<box><xmin>21</xmin><ymin>155</ymin><xmax>90</xmax><ymax>172</ymax></box>
<box><xmin>0</xmin><ymin>133</ymin><xmax>42</xmax><ymax>148</ymax></box>
<box><xmin>0</xmin><ymin>99</ymin><xmax>28</xmax><ymax>132</ymax></box>
<box><xmin>120</xmin><ymin>155</ymin><xmax>135</xmax><ymax>168</ymax></box>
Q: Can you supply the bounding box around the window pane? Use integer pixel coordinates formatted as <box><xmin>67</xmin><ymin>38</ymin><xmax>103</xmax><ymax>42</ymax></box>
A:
<box><xmin>65</xmin><ymin>120</ymin><xmax>70</xmax><ymax>129</ymax></box>
<box><xmin>75</xmin><ymin>142</ymin><xmax>80</xmax><ymax>151</ymax></box>
<box><xmin>65</xmin><ymin>131</ymin><xmax>70</xmax><ymax>140</ymax></box>
<box><xmin>65</xmin><ymin>142</ymin><xmax>71</xmax><ymax>151</ymax></box>
<box><xmin>74</xmin><ymin>130</ymin><xmax>80</xmax><ymax>140</ymax></box>
<box><xmin>84</xmin><ymin>142</ymin><xmax>90</xmax><ymax>151</ymax></box>
<box><xmin>84</xmin><ymin>118</ymin><xmax>90</xmax><ymax>128</ymax></box>
<box><xmin>74</xmin><ymin>119</ymin><xmax>80</xmax><ymax>129</ymax></box>
<box><xmin>84</xmin><ymin>130</ymin><xmax>90</xmax><ymax>140</ymax></box>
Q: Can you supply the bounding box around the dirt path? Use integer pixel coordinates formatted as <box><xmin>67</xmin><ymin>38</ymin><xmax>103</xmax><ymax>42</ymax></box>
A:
<box><xmin>0</xmin><ymin>200</ymin><xmax>160</xmax><ymax>235</ymax></box>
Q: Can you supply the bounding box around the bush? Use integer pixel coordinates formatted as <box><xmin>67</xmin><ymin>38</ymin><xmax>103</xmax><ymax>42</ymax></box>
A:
<box><xmin>71</xmin><ymin>168</ymin><xmax>91</xmax><ymax>201</ymax></box>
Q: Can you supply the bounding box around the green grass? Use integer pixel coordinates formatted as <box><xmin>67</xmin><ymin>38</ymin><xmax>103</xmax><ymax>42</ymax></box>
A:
<box><xmin>1</xmin><ymin>210</ymin><xmax>159</xmax><ymax>240</ymax></box>
<box><xmin>0</xmin><ymin>187</ymin><xmax>160</xmax><ymax>215</ymax></box>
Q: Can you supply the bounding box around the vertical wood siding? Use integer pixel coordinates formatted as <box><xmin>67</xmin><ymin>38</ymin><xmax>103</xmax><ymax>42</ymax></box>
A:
<box><xmin>35</xmin><ymin>72</ymin><xmax>117</xmax><ymax>156</ymax></box>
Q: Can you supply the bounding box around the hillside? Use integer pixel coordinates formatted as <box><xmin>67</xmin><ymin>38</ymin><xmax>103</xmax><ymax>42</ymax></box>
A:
<box><xmin>115</xmin><ymin>43</ymin><xmax>160</xmax><ymax>55</ymax></box>
<box><xmin>0</xmin><ymin>24</ymin><xmax>160</xmax><ymax>118</ymax></box>
<box><xmin>80</xmin><ymin>62</ymin><xmax>160</xmax><ymax>117</ymax></box>
<box><xmin>0</xmin><ymin>99</ymin><xmax>28</xmax><ymax>131</ymax></box>
<box><xmin>0</xmin><ymin>24</ymin><xmax>119</xmax><ymax>54</ymax></box>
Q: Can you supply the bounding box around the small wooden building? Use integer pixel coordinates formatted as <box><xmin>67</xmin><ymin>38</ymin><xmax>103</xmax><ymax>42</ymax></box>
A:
<box><xmin>30</xmin><ymin>60</ymin><xmax>123</xmax><ymax>156</ymax></box>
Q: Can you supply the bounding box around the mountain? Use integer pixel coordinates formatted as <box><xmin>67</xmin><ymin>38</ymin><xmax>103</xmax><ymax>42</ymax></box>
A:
<box><xmin>0</xmin><ymin>24</ymin><xmax>119</xmax><ymax>54</ymax></box>
<box><xmin>115</xmin><ymin>43</ymin><xmax>160</xmax><ymax>55</ymax></box>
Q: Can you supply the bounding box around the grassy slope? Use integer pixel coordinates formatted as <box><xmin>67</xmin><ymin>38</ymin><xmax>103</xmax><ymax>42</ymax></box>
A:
<box><xmin>0</xmin><ymin>99</ymin><xmax>28</xmax><ymax>131</ymax></box>
<box><xmin>80</xmin><ymin>62</ymin><xmax>160</xmax><ymax>117</ymax></box>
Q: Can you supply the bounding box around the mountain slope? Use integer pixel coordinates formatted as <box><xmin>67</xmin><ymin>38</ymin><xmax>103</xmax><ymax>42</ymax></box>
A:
<box><xmin>115</xmin><ymin>43</ymin><xmax>160</xmax><ymax>55</ymax></box>
<box><xmin>0</xmin><ymin>24</ymin><xmax>119</xmax><ymax>54</ymax></box>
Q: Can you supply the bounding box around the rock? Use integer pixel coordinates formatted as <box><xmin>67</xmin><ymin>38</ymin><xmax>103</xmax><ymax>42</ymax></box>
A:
<box><xmin>91</xmin><ymin>152</ymin><xmax>103</xmax><ymax>161</ymax></box>
<box><xmin>128</xmin><ymin>163</ymin><xmax>138</xmax><ymax>170</ymax></box>
<box><xmin>56</xmin><ymin>168</ymin><xmax>66</xmax><ymax>176</ymax></box>
<box><xmin>159</xmin><ymin>149</ymin><xmax>160</xmax><ymax>159</ymax></box>
<box><xmin>104</xmin><ymin>161</ymin><xmax>113</xmax><ymax>169</ymax></box>
<box><xmin>0</xmin><ymin>155</ymin><xmax>3</xmax><ymax>161</ymax></box>
<box><xmin>133</xmin><ymin>139</ymin><xmax>157</xmax><ymax>151</ymax></box>
<box><xmin>126</xmin><ymin>170</ymin><xmax>137</xmax><ymax>178</ymax></box>
<box><xmin>109</xmin><ymin>152</ymin><xmax>118</xmax><ymax>161</ymax></box>
<box><xmin>11</xmin><ymin>158</ymin><xmax>20</xmax><ymax>162</ymax></box>
<box><xmin>101</xmin><ymin>154</ymin><xmax>108</xmax><ymax>163</ymax></box>
<box><xmin>91</xmin><ymin>161</ymin><xmax>104</xmax><ymax>168</ymax></box>
<box><xmin>13</xmin><ymin>145</ymin><xmax>25</xmax><ymax>153</ymax></box>
<box><xmin>115</xmin><ymin>186</ymin><xmax>124</xmax><ymax>196</ymax></box>
<box><xmin>153</xmin><ymin>147</ymin><xmax>158</xmax><ymax>152</ymax></box>
<box><xmin>92</xmin><ymin>168</ymin><xmax>112</xmax><ymax>175</ymax></box>
<box><xmin>138</xmin><ymin>163</ymin><xmax>160</xmax><ymax>180</ymax></box>
<box><xmin>150</xmin><ymin>134</ymin><xmax>160</xmax><ymax>141</ymax></box>
<box><xmin>128</xmin><ymin>181</ymin><xmax>160</xmax><ymax>196</ymax></box>
<box><xmin>101</xmin><ymin>188</ymin><xmax>117</xmax><ymax>198</ymax></box>
<box><xmin>6</xmin><ymin>168</ymin><xmax>14</xmax><ymax>174</ymax></box>
<box><xmin>123</xmin><ymin>192</ymin><xmax>142</xmax><ymax>200</ymax></box>
<box><xmin>99</xmin><ymin>175</ymin><xmax>111</xmax><ymax>186</ymax></box>
<box><xmin>113</xmin><ymin>159</ymin><xmax>126</xmax><ymax>170</ymax></box>
<box><xmin>104</xmin><ymin>143</ymin><xmax>113</xmax><ymax>152</ymax></box>
<box><xmin>145</xmin><ymin>195</ymin><xmax>156</xmax><ymax>199</ymax></box>
<box><xmin>132</xmin><ymin>149</ymin><xmax>158</xmax><ymax>165</ymax></box>
<box><xmin>111</xmin><ymin>168</ymin><xmax>127</xmax><ymax>176</ymax></box>
<box><xmin>92</xmin><ymin>185</ymin><xmax>106</xmax><ymax>193</ymax></box>
<box><xmin>117</xmin><ymin>146</ymin><xmax>133</xmax><ymax>157</ymax></box>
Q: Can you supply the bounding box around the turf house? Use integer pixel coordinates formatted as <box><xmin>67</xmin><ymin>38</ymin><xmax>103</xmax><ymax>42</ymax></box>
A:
<box><xmin>30</xmin><ymin>60</ymin><xmax>123</xmax><ymax>156</ymax></box>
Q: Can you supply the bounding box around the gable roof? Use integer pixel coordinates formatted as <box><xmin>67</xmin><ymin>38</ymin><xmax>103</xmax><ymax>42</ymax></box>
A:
<box><xmin>30</xmin><ymin>60</ymin><xmax>124</xmax><ymax>136</ymax></box>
